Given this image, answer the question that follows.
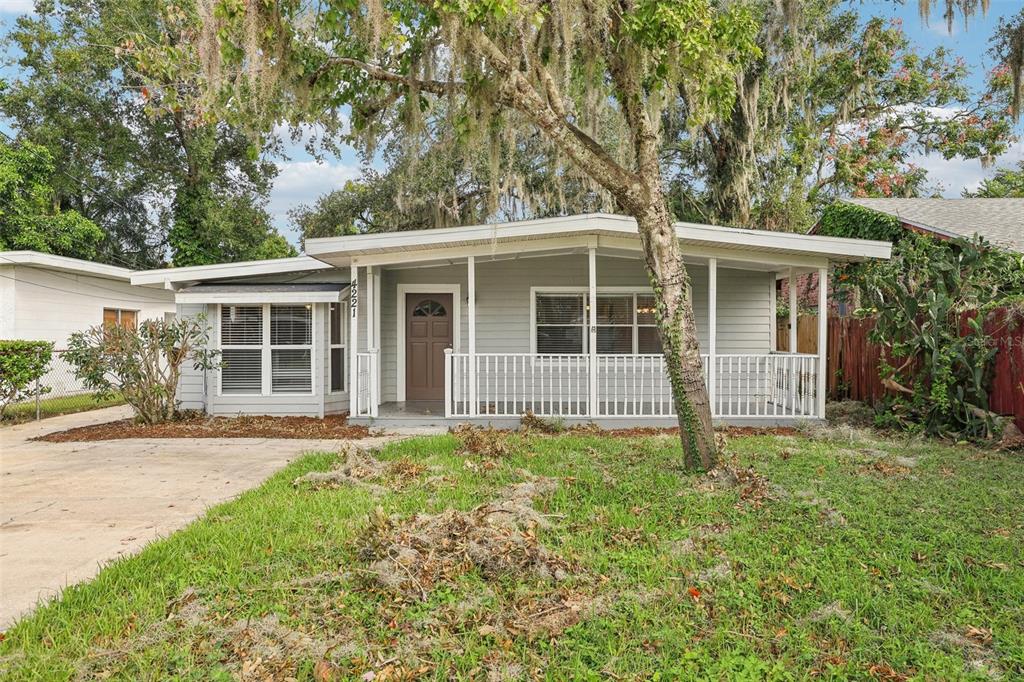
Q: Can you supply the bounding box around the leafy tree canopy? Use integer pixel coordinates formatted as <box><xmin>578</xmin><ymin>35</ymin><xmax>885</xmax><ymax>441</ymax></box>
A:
<box><xmin>966</xmin><ymin>160</ymin><xmax>1024</xmax><ymax>197</ymax></box>
<box><xmin>0</xmin><ymin>0</ymin><xmax>295</xmax><ymax>267</ymax></box>
<box><xmin>0</xmin><ymin>139</ymin><xmax>105</xmax><ymax>259</ymax></box>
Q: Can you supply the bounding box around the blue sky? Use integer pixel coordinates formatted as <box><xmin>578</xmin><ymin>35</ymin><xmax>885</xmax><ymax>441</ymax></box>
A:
<box><xmin>2</xmin><ymin>0</ymin><xmax>1023</xmax><ymax>246</ymax></box>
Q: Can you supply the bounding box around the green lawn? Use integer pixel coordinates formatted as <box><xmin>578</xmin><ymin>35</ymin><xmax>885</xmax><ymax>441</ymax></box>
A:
<box><xmin>1</xmin><ymin>392</ymin><xmax>124</xmax><ymax>424</ymax></box>
<box><xmin>1</xmin><ymin>428</ymin><xmax>1021</xmax><ymax>680</ymax></box>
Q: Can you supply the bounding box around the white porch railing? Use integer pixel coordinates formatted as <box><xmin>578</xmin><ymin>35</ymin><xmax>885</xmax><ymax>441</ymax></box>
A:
<box><xmin>445</xmin><ymin>351</ymin><xmax>820</xmax><ymax>420</ymax></box>
<box><xmin>354</xmin><ymin>351</ymin><xmax>378</xmax><ymax>418</ymax></box>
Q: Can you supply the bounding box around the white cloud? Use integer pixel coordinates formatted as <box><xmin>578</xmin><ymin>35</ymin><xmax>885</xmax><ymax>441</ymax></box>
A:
<box><xmin>913</xmin><ymin>139</ymin><xmax>1024</xmax><ymax>196</ymax></box>
<box><xmin>0</xmin><ymin>0</ymin><xmax>34</xmax><ymax>14</ymax></box>
<box><xmin>268</xmin><ymin>159</ymin><xmax>362</xmax><ymax>245</ymax></box>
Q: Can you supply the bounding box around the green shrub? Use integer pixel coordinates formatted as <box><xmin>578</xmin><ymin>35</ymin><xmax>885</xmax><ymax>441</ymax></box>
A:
<box><xmin>0</xmin><ymin>340</ymin><xmax>54</xmax><ymax>418</ymax></box>
<box><xmin>847</xmin><ymin>234</ymin><xmax>1024</xmax><ymax>440</ymax></box>
<box><xmin>65</xmin><ymin>315</ymin><xmax>219</xmax><ymax>425</ymax></box>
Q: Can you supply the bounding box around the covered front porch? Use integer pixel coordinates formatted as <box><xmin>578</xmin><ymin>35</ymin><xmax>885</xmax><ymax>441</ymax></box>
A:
<box><xmin>340</xmin><ymin>236</ymin><xmax>828</xmax><ymax>427</ymax></box>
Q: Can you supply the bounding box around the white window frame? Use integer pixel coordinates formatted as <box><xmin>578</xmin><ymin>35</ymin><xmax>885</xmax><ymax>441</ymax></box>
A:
<box><xmin>530</xmin><ymin>286</ymin><xmax>659</xmax><ymax>355</ymax></box>
<box><xmin>217</xmin><ymin>303</ymin><xmax>317</xmax><ymax>397</ymax></box>
<box><xmin>328</xmin><ymin>301</ymin><xmax>347</xmax><ymax>393</ymax></box>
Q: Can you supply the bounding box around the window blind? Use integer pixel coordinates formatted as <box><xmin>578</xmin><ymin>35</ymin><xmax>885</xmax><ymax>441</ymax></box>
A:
<box><xmin>221</xmin><ymin>306</ymin><xmax>263</xmax><ymax>345</ymax></box>
<box><xmin>271</xmin><ymin>305</ymin><xmax>312</xmax><ymax>345</ymax></box>
<box><xmin>221</xmin><ymin>349</ymin><xmax>262</xmax><ymax>394</ymax></box>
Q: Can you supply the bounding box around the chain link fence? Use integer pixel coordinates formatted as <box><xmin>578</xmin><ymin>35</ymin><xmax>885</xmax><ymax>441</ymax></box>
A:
<box><xmin>2</xmin><ymin>349</ymin><xmax>124</xmax><ymax>423</ymax></box>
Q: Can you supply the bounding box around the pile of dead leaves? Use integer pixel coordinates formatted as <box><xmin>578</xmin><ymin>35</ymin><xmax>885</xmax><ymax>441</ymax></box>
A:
<box><xmin>450</xmin><ymin>423</ymin><xmax>514</xmax><ymax>457</ymax></box>
<box><xmin>293</xmin><ymin>445</ymin><xmax>428</xmax><ymax>493</ymax></box>
<box><xmin>37</xmin><ymin>413</ymin><xmax>370</xmax><ymax>442</ymax></box>
<box><xmin>355</xmin><ymin>474</ymin><xmax>572</xmax><ymax>600</ymax></box>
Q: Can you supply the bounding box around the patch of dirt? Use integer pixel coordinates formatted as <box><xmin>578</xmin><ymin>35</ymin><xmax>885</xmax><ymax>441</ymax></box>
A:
<box><xmin>803</xmin><ymin>600</ymin><xmax>853</xmax><ymax>624</ymax></box>
<box><xmin>695</xmin><ymin>465</ymin><xmax>774</xmax><ymax>509</ymax></box>
<box><xmin>356</xmin><ymin>473</ymin><xmax>570</xmax><ymax>600</ymax></box>
<box><xmin>597</xmin><ymin>425</ymin><xmax>799</xmax><ymax>438</ymax></box>
<box><xmin>930</xmin><ymin>628</ymin><xmax>1003</xmax><ymax>679</ymax></box>
<box><xmin>794</xmin><ymin>490</ymin><xmax>848</xmax><ymax>527</ymax></box>
<box><xmin>36</xmin><ymin>413</ymin><xmax>370</xmax><ymax>442</ymax></box>
<box><xmin>697</xmin><ymin>557</ymin><xmax>733</xmax><ymax>583</ymax></box>
<box><xmin>859</xmin><ymin>458</ymin><xmax>912</xmax><ymax>478</ymax></box>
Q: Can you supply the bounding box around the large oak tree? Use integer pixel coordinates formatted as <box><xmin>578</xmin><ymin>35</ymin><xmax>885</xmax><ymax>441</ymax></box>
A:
<box><xmin>139</xmin><ymin>0</ymin><xmax>765</xmax><ymax>469</ymax></box>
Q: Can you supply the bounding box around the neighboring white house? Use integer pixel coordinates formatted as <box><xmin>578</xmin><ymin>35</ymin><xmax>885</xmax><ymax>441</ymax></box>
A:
<box><xmin>131</xmin><ymin>213</ymin><xmax>892</xmax><ymax>427</ymax></box>
<box><xmin>1</xmin><ymin>251</ymin><xmax>177</xmax><ymax>394</ymax></box>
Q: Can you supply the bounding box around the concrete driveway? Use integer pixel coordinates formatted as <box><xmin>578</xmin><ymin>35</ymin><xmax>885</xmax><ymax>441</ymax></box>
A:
<box><xmin>0</xmin><ymin>407</ymin><xmax>404</xmax><ymax>628</ymax></box>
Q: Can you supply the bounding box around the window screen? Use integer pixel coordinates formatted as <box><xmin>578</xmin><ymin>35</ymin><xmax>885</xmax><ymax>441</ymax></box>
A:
<box><xmin>596</xmin><ymin>295</ymin><xmax>633</xmax><ymax>354</ymax></box>
<box><xmin>221</xmin><ymin>306</ymin><xmax>263</xmax><ymax>345</ymax></box>
<box><xmin>536</xmin><ymin>294</ymin><xmax>585</xmax><ymax>354</ymax></box>
<box><xmin>271</xmin><ymin>305</ymin><xmax>312</xmax><ymax>345</ymax></box>
<box><xmin>636</xmin><ymin>295</ymin><xmax>662</xmax><ymax>353</ymax></box>
<box><xmin>221</xmin><ymin>349</ymin><xmax>262</xmax><ymax>394</ymax></box>
<box><xmin>271</xmin><ymin>349</ymin><xmax>312</xmax><ymax>393</ymax></box>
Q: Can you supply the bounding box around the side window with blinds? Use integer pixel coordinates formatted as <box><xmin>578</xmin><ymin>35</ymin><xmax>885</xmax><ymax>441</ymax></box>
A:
<box><xmin>270</xmin><ymin>305</ymin><xmax>312</xmax><ymax>394</ymax></box>
<box><xmin>535</xmin><ymin>294</ymin><xmax>585</xmax><ymax>354</ymax></box>
<box><xmin>221</xmin><ymin>305</ymin><xmax>263</xmax><ymax>394</ymax></box>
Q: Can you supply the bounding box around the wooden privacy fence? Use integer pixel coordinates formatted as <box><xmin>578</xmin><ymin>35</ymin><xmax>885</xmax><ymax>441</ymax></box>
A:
<box><xmin>776</xmin><ymin>316</ymin><xmax>819</xmax><ymax>354</ymax></box>
<box><xmin>822</xmin><ymin>309</ymin><xmax>1024</xmax><ymax>431</ymax></box>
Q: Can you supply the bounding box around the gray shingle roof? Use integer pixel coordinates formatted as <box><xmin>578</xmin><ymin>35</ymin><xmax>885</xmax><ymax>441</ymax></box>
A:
<box><xmin>844</xmin><ymin>198</ymin><xmax>1024</xmax><ymax>253</ymax></box>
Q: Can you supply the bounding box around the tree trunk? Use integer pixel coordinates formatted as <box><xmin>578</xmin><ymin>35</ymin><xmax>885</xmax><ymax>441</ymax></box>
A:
<box><xmin>634</xmin><ymin>199</ymin><xmax>716</xmax><ymax>470</ymax></box>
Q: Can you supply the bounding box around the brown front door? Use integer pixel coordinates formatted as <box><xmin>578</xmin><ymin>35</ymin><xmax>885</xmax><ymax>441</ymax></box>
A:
<box><xmin>405</xmin><ymin>293</ymin><xmax>453</xmax><ymax>401</ymax></box>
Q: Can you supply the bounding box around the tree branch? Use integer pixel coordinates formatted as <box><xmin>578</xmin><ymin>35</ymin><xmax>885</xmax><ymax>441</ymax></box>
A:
<box><xmin>311</xmin><ymin>57</ymin><xmax>465</xmax><ymax>95</ymax></box>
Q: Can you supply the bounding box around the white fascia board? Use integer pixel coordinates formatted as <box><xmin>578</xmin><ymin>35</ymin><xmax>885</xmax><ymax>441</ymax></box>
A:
<box><xmin>675</xmin><ymin>222</ymin><xmax>892</xmax><ymax>261</ymax></box>
<box><xmin>305</xmin><ymin>212</ymin><xmax>891</xmax><ymax>264</ymax></box>
<box><xmin>305</xmin><ymin>213</ymin><xmax>633</xmax><ymax>256</ymax></box>
<box><xmin>175</xmin><ymin>290</ymin><xmax>344</xmax><ymax>305</ymax></box>
<box><xmin>131</xmin><ymin>255</ymin><xmax>333</xmax><ymax>286</ymax></box>
<box><xmin>0</xmin><ymin>250</ymin><xmax>131</xmax><ymax>281</ymax></box>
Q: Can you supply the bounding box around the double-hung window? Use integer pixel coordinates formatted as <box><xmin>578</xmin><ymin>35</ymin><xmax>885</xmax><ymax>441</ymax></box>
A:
<box><xmin>219</xmin><ymin>304</ymin><xmax>314</xmax><ymax>395</ymax></box>
<box><xmin>533</xmin><ymin>291</ymin><xmax>662</xmax><ymax>355</ymax></box>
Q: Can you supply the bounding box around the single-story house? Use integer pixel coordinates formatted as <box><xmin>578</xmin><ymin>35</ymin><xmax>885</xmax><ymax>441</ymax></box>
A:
<box><xmin>0</xmin><ymin>250</ymin><xmax>177</xmax><ymax>395</ymax></box>
<box><xmin>131</xmin><ymin>213</ymin><xmax>891</xmax><ymax>426</ymax></box>
<box><xmin>0</xmin><ymin>250</ymin><xmax>176</xmax><ymax>343</ymax></box>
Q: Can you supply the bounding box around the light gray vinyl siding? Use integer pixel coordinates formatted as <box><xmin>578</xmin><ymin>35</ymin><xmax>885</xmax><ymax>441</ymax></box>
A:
<box><xmin>378</xmin><ymin>254</ymin><xmax>772</xmax><ymax>403</ymax></box>
<box><xmin>176</xmin><ymin>303</ymin><xmax>210</xmax><ymax>411</ymax></box>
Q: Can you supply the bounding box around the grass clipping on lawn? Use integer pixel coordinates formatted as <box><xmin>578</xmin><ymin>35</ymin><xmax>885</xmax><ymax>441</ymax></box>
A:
<box><xmin>355</xmin><ymin>473</ymin><xmax>571</xmax><ymax>601</ymax></box>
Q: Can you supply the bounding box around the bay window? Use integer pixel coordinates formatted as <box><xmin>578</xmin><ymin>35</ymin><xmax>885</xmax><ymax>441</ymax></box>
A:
<box><xmin>533</xmin><ymin>291</ymin><xmax>663</xmax><ymax>355</ymax></box>
<box><xmin>219</xmin><ymin>303</ymin><xmax>315</xmax><ymax>395</ymax></box>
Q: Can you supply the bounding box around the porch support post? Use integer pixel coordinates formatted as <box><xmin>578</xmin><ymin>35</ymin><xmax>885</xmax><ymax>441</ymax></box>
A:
<box><xmin>349</xmin><ymin>264</ymin><xmax>359</xmax><ymax>418</ymax></box>
<box><xmin>817</xmin><ymin>265</ymin><xmax>828</xmax><ymax>419</ymax></box>
<box><xmin>366</xmin><ymin>265</ymin><xmax>377</xmax><ymax>417</ymax></box>
<box><xmin>588</xmin><ymin>246</ymin><xmax>598</xmax><ymax>417</ymax></box>
<box><xmin>468</xmin><ymin>255</ymin><xmax>477</xmax><ymax>417</ymax></box>
<box><xmin>708</xmin><ymin>258</ymin><xmax>717</xmax><ymax>417</ymax></box>
<box><xmin>788</xmin><ymin>267</ymin><xmax>798</xmax><ymax>353</ymax></box>
<box><xmin>769</xmin><ymin>273</ymin><xmax>778</xmax><ymax>351</ymax></box>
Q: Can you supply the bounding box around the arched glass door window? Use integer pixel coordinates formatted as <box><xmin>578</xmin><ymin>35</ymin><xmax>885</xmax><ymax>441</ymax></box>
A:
<box><xmin>412</xmin><ymin>299</ymin><xmax>447</xmax><ymax>317</ymax></box>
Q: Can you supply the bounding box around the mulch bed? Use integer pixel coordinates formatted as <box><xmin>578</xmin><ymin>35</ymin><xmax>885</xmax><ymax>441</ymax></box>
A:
<box><xmin>35</xmin><ymin>414</ymin><xmax>371</xmax><ymax>442</ymax></box>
